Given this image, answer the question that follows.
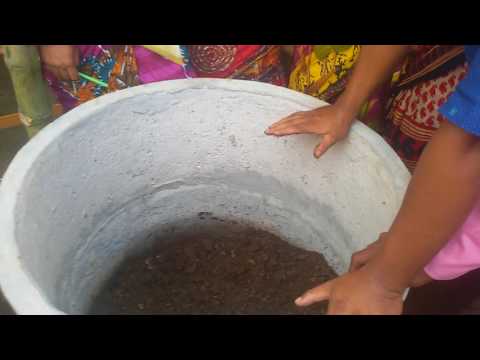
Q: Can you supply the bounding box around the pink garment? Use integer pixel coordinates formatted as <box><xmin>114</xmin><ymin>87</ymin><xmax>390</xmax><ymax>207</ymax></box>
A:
<box><xmin>424</xmin><ymin>197</ymin><xmax>480</xmax><ymax>280</ymax></box>
<box><xmin>133</xmin><ymin>46</ymin><xmax>193</xmax><ymax>83</ymax></box>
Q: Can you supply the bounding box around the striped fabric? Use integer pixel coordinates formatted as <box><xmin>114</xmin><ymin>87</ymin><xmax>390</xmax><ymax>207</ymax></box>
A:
<box><xmin>382</xmin><ymin>46</ymin><xmax>467</xmax><ymax>172</ymax></box>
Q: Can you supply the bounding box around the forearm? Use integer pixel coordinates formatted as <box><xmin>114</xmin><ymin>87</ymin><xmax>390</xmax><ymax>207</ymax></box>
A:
<box><xmin>374</xmin><ymin>121</ymin><xmax>480</xmax><ymax>292</ymax></box>
<box><xmin>335</xmin><ymin>45</ymin><xmax>409</xmax><ymax>120</ymax></box>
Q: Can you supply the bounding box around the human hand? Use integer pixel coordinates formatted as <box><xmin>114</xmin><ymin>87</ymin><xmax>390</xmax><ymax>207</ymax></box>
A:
<box><xmin>265</xmin><ymin>104</ymin><xmax>356</xmax><ymax>158</ymax></box>
<box><xmin>295</xmin><ymin>261</ymin><xmax>404</xmax><ymax>315</ymax></box>
<box><xmin>39</xmin><ymin>45</ymin><xmax>79</xmax><ymax>81</ymax></box>
<box><xmin>350</xmin><ymin>233</ymin><xmax>433</xmax><ymax>288</ymax></box>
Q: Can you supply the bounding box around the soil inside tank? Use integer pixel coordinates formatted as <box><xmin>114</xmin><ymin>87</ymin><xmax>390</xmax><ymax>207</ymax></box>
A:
<box><xmin>88</xmin><ymin>217</ymin><xmax>337</xmax><ymax>315</ymax></box>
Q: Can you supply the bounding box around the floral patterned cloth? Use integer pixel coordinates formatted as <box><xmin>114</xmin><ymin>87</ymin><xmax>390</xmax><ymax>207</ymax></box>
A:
<box><xmin>44</xmin><ymin>45</ymin><xmax>287</xmax><ymax>112</ymax></box>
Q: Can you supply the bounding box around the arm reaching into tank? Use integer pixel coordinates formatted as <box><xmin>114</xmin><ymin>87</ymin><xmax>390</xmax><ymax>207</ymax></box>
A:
<box><xmin>292</xmin><ymin>46</ymin><xmax>480</xmax><ymax>314</ymax></box>
<box><xmin>294</xmin><ymin>120</ymin><xmax>480</xmax><ymax>314</ymax></box>
<box><xmin>348</xmin><ymin>232</ymin><xmax>432</xmax><ymax>288</ymax></box>
<box><xmin>265</xmin><ymin>45</ymin><xmax>410</xmax><ymax>157</ymax></box>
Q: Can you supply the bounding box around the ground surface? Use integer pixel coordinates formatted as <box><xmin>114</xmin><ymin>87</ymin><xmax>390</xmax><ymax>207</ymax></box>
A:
<box><xmin>0</xmin><ymin>126</ymin><xmax>25</xmax><ymax>314</ymax></box>
<box><xmin>0</xmin><ymin>56</ymin><xmax>24</xmax><ymax>314</ymax></box>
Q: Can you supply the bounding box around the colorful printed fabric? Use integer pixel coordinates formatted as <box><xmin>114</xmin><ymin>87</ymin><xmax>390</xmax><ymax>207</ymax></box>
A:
<box><xmin>288</xmin><ymin>45</ymin><xmax>388</xmax><ymax>131</ymax></box>
<box><xmin>44</xmin><ymin>45</ymin><xmax>287</xmax><ymax>112</ymax></box>
<box><xmin>288</xmin><ymin>45</ymin><xmax>360</xmax><ymax>103</ymax></box>
<box><xmin>287</xmin><ymin>45</ymin><xmax>468</xmax><ymax>172</ymax></box>
<box><xmin>44</xmin><ymin>45</ymin><xmax>142</xmax><ymax>111</ymax></box>
<box><xmin>133</xmin><ymin>45</ymin><xmax>190</xmax><ymax>84</ymax></box>
<box><xmin>186</xmin><ymin>45</ymin><xmax>286</xmax><ymax>86</ymax></box>
<box><xmin>142</xmin><ymin>45</ymin><xmax>187</xmax><ymax>65</ymax></box>
<box><xmin>383</xmin><ymin>45</ymin><xmax>467</xmax><ymax>172</ymax></box>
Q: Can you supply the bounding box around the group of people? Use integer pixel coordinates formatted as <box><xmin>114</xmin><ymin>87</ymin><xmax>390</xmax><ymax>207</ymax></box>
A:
<box><xmin>39</xmin><ymin>44</ymin><xmax>480</xmax><ymax>314</ymax></box>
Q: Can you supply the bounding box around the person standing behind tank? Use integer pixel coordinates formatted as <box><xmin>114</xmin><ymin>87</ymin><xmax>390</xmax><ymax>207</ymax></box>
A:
<box><xmin>38</xmin><ymin>45</ymin><xmax>288</xmax><ymax>113</ymax></box>
<box><xmin>285</xmin><ymin>45</ymin><xmax>467</xmax><ymax>172</ymax></box>
<box><xmin>286</xmin><ymin>45</ymin><xmax>398</xmax><ymax>137</ymax></box>
<box><xmin>266</xmin><ymin>45</ymin><xmax>480</xmax><ymax>314</ymax></box>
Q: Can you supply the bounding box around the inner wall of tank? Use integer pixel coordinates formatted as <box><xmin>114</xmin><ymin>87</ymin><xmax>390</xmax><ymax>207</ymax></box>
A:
<box><xmin>61</xmin><ymin>174</ymin><xmax>349</xmax><ymax>314</ymax></box>
<box><xmin>12</xmin><ymin>85</ymin><xmax>404</xmax><ymax>314</ymax></box>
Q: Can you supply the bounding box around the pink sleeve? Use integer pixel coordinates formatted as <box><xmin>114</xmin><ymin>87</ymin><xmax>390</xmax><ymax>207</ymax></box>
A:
<box><xmin>424</xmin><ymin>198</ymin><xmax>480</xmax><ymax>280</ymax></box>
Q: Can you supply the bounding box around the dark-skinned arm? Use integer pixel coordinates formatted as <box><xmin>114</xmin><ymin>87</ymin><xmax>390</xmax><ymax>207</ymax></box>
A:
<box><xmin>295</xmin><ymin>120</ymin><xmax>480</xmax><ymax>314</ymax></box>
<box><xmin>266</xmin><ymin>45</ymin><xmax>410</xmax><ymax>157</ymax></box>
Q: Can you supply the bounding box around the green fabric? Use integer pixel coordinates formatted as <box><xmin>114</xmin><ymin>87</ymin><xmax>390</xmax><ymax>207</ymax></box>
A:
<box><xmin>0</xmin><ymin>55</ymin><xmax>18</xmax><ymax>116</ymax></box>
<box><xmin>2</xmin><ymin>45</ymin><xmax>53</xmax><ymax>138</ymax></box>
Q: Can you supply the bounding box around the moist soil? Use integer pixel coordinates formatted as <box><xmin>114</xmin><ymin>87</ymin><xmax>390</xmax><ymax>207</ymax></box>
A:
<box><xmin>89</xmin><ymin>221</ymin><xmax>337</xmax><ymax>315</ymax></box>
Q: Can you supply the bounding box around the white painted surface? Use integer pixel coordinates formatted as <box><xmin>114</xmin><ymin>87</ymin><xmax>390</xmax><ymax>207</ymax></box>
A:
<box><xmin>0</xmin><ymin>79</ymin><xmax>410</xmax><ymax>314</ymax></box>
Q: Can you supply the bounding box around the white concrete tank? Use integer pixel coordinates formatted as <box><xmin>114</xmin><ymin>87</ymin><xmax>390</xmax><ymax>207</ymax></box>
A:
<box><xmin>0</xmin><ymin>79</ymin><xmax>410</xmax><ymax>314</ymax></box>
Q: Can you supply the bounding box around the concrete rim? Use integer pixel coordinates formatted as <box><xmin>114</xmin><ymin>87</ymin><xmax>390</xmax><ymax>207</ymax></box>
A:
<box><xmin>0</xmin><ymin>79</ymin><xmax>410</xmax><ymax>314</ymax></box>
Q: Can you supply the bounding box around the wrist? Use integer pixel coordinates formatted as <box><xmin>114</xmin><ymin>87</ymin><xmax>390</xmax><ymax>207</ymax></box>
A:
<box><xmin>332</xmin><ymin>96</ymin><xmax>360</xmax><ymax>126</ymax></box>
<box><xmin>367</xmin><ymin>248</ymin><xmax>411</xmax><ymax>295</ymax></box>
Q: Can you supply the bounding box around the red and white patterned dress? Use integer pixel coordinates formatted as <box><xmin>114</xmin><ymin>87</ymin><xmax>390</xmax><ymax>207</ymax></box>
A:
<box><xmin>383</xmin><ymin>45</ymin><xmax>467</xmax><ymax>172</ymax></box>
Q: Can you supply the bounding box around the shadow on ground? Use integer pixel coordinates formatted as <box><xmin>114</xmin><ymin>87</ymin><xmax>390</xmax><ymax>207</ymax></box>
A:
<box><xmin>0</xmin><ymin>127</ymin><xmax>28</xmax><ymax>314</ymax></box>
